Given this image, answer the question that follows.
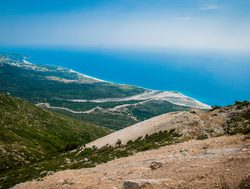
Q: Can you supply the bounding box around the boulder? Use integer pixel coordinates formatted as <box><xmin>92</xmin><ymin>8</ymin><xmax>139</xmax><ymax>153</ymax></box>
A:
<box><xmin>150</xmin><ymin>161</ymin><xmax>163</xmax><ymax>170</ymax></box>
<box><xmin>122</xmin><ymin>180</ymin><xmax>150</xmax><ymax>189</ymax></box>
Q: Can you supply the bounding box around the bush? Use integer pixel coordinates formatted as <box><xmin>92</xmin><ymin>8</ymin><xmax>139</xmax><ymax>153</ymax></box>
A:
<box><xmin>80</xmin><ymin>148</ymin><xmax>93</xmax><ymax>156</ymax></box>
<box><xmin>210</xmin><ymin>105</ymin><xmax>221</xmax><ymax>111</ymax></box>
<box><xmin>126</xmin><ymin>140</ymin><xmax>133</xmax><ymax>145</ymax></box>
<box><xmin>116</xmin><ymin>139</ymin><xmax>122</xmax><ymax>146</ymax></box>
<box><xmin>64</xmin><ymin>143</ymin><xmax>78</xmax><ymax>152</ymax></box>
<box><xmin>235</xmin><ymin>100</ymin><xmax>250</xmax><ymax>109</ymax></box>
<box><xmin>197</xmin><ymin>134</ymin><xmax>208</xmax><ymax>140</ymax></box>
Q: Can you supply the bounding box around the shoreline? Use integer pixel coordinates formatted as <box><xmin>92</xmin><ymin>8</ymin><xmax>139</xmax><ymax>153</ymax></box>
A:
<box><xmin>23</xmin><ymin>56</ymin><xmax>211</xmax><ymax>108</ymax></box>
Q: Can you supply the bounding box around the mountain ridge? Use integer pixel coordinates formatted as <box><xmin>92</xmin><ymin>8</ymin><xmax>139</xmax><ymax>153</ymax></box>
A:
<box><xmin>83</xmin><ymin>100</ymin><xmax>249</xmax><ymax>151</ymax></box>
<box><xmin>84</xmin><ymin>108</ymin><xmax>223</xmax><ymax>149</ymax></box>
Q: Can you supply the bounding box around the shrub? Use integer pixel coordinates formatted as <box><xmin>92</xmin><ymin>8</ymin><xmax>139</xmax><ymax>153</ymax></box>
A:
<box><xmin>115</xmin><ymin>139</ymin><xmax>122</xmax><ymax>146</ymax></box>
<box><xmin>80</xmin><ymin>148</ymin><xmax>93</xmax><ymax>156</ymax></box>
<box><xmin>197</xmin><ymin>134</ymin><xmax>208</xmax><ymax>140</ymax></box>
<box><xmin>126</xmin><ymin>140</ymin><xmax>133</xmax><ymax>145</ymax></box>
<box><xmin>210</xmin><ymin>105</ymin><xmax>221</xmax><ymax>111</ymax></box>
<box><xmin>64</xmin><ymin>143</ymin><xmax>78</xmax><ymax>152</ymax></box>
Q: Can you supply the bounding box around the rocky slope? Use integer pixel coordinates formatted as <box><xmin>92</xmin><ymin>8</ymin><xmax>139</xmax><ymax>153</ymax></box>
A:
<box><xmin>13</xmin><ymin>135</ymin><xmax>250</xmax><ymax>189</ymax></box>
<box><xmin>83</xmin><ymin>100</ymin><xmax>249</xmax><ymax>149</ymax></box>
<box><xmin>85</xmin><ymin>109</ymin><xmax>224</xmax><ymax>149</ymax></box>
<box><xmin>10</xmin><ymin>101</ymin><xmax>250</xmax><ymax>189</ymax></box>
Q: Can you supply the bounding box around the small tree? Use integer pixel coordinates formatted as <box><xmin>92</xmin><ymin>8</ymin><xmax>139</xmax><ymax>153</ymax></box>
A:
<box><xmin>116</xmin><ymin>139</ymin><xmax>122</xmax><ymax>146</ymax></box>
<box><xmin>127</xmin><ymin>140</ymin><xmax>133</xmax><ymax>145</ymax></box>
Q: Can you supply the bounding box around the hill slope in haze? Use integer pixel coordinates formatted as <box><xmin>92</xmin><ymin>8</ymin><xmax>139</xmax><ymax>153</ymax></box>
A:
<box><xmin>0</xmin><ymin>93</ymin><xmax>110</xmax><ymax>174</ymax></box>
<box><xmin>0</xmin><ymin>53</ymin><xmax>210</xmax><ymax>130</ymax></box>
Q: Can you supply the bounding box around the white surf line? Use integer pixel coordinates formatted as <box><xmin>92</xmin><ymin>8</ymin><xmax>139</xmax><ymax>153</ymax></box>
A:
<box><xmin>23</xmin><ymin>59</ymin><xmax>32</xmax><ymax>65</ymax></box>
<box><xmin>21</xmin><ymin>57</ymin><xmax>210</xmax><ymax>109</ymax></box>
<box><xmin>68</xmin><ymin>69</ymin><xmax>105</xmax><ymax>82</ymax></box>
<box><xmin>21</xmin><ymin>58</ymin><xmax>103</xmax><ymax>83</ymax></box>
<box><xmin>174</xmin><ymin>92</ymin><xmax>211</xmax><ymax>109</ymax></box>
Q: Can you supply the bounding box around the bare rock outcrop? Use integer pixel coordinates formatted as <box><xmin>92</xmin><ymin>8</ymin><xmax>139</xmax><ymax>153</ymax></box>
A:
<box><xmin>150</xmin><ymin>162</ymin><xmax>163</xmax><ymax>170</ymax></box>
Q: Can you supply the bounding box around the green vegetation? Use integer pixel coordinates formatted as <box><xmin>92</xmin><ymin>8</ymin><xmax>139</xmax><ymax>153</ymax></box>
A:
<box><xmin>210</xmin><ymin>105</ymin><xmax>221</xmax><ymax>111</ymax></box>
<box><xmin>55</xmin><ymin>109</ymin><xmax>137</xmax><ymax>130</ymax></box>
<box><xmin>224</xmin><ymin>101</ymin><xmax>250</xmax><ymax>135</ymax></box>
<box><xmin>0</xmin><ymin>129</ymin><xmax>181</xmax><ymax>189</ymax></box>
<box><xmin>234</xmin><ymin>100</ymin><xmax>250</xmax><ymax>110</ymax></box>
<box><xmin>54</xmin><ymin>100</ymin><xmax>189</xmax><ymax>130</ymax></box>
<box><xmin>129</xmin><ymin>100</ymin><xmax>189</xmax><ymax>121</ymax></box>
<box><xmin>48</xmin><ymin>99</ymin><xmax>144</xmax><ymax>111</ymax></box>
<box><xmin>197</xmin><ymin>133</ymin><xmax>209</xmax><ymax>140</ymax></box>
<box><xmin>0</xmin><ymin>93</ymin><xmax>110</xmax><ymax>187</ymax></box>
<box><xmin>0</xmin><ymin>57</ymin><xmax>145</xmax><ymax>101</ymax></box>
<box><xmin>0</xmin><ymin>53</ymin><xmax>189</xmax><ymax>130</ymax></box>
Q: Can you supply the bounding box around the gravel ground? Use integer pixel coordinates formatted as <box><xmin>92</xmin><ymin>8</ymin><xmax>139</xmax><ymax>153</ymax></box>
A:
<box><xmin>13</xmin><ymin>135</ymin><xmax>250</xmax><ymax>189</ymax></box>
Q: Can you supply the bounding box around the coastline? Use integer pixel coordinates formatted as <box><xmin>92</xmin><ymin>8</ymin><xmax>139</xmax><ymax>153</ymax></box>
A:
<box><xmin>23</xmin><ymin>57</ymin><xmax>211</xmax><ymax>109</ymax></box>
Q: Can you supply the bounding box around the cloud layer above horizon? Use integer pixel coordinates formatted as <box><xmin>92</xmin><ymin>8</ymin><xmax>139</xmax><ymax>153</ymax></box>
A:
<box><xmin>1</xmin><ymin>0</ymin><xmax>250</xmax><ymax>53</ymax></box>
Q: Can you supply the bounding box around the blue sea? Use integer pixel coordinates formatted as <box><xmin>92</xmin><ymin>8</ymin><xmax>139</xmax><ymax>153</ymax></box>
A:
<box><xmin>0</xmin><ymin>47</ymin><xmax>250</xmax><ymax>106</ymax></box>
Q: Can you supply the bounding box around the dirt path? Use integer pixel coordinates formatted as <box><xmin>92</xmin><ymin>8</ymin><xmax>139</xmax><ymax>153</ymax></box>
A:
<box><xmin>13</xmin><ymin>135</ymin><xmax>250</xmax><ymax>189</ymax></box>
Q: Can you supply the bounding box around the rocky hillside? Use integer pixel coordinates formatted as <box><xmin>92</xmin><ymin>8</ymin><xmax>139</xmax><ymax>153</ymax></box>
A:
<box><xmin>85</xmin><ymin>109</ymin><xmax>224</xmax><ymax>149</ymax></box>
<box><xmin>0</xmin><ymin>53</ymin><xmax>209</xmax><ymax>130</ymax></box>
<box><xmin>5</xmin><ymin>101</ymin><xmax>249</xmax><ymax>189</ymax></box>
<box><xmin>0</xmin><ymin>93</ymin><xmax>110</xmax><ymax>187</ymax></box>
<box><xmin>13</xmin><ymin>135</ymin><xmax>250</xmax><ymax>189</ymax></box>
<box><xmin>84</xmin><ymin>101</ymin><xmax>249</xmax><ymax>149</ymax></box>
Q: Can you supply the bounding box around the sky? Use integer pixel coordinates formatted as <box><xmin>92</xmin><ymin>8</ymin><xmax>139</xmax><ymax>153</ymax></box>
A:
<box><xmin>1</xmin><ymin>0</ymin><xmax>250</xmax><ymax>53</ymax></box>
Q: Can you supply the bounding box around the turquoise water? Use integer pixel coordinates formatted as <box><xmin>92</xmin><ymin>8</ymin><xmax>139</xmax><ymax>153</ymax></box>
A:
<box><xmin>1</xmin><ymin>47</ymin><xmax>250</xmax><ymax>106</ymax></box>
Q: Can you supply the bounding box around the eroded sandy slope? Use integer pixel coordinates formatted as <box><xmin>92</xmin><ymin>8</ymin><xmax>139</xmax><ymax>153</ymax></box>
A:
<box><xmin>85</xmin><ymin>109</ymin><xmax>224</xmax><ymax>148</ymax></box>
